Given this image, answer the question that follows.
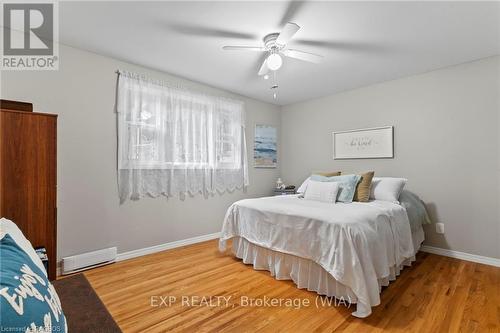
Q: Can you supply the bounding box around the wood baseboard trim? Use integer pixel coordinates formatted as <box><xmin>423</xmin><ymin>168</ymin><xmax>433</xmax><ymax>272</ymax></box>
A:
<box><xmin>420</xmin><ymin>245</ymin><xmax>500</xmax><ymax>267</ymax></box>
<box><xmin>116</xmin><ymin>232</ymin><xmax>221</xmax><ymax>262</ymax></box>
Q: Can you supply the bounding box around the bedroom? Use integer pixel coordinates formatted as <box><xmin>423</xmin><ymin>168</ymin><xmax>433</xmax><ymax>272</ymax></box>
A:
<box><xmin>0</xmin><ymin>1</ymin><xmax>498</xmax><ymax>332</ymax></box>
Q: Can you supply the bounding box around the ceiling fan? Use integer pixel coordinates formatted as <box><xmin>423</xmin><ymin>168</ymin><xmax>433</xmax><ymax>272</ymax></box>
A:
<box><xmin>222</xmin><ymin>22</ymin><xmax>324</xmax><ymax>76</ymax></box>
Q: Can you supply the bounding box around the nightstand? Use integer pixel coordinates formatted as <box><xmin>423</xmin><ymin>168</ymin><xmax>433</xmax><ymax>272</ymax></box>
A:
<box><xmin>273</xmin><ymin>188</ymin><xmax>297</xmax><ymax>196</ymax></box>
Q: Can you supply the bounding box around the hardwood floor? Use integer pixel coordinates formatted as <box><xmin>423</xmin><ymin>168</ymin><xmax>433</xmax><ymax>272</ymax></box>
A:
<box><xmin>82</xmin><ymin>240</ymin><xmax>500</xmax><ymax>332</ymax></box>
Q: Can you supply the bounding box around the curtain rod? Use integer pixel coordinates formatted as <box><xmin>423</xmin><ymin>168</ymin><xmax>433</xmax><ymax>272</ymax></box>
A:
<box><xmin>115</xmin><ymin>69</ymin><xmax>245</xmax><ymax>106</ymax></box>
<box><xmin>115</xmin><ymin>69</ymin><xmax>186</xmax><ymax>90</ymax></box>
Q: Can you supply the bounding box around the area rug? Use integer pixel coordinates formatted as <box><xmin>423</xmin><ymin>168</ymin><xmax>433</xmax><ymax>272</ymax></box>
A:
<box><xmin>53</xmin><ymin>274</ymin><xmax>122</xmax><ymax>333</ymax></box>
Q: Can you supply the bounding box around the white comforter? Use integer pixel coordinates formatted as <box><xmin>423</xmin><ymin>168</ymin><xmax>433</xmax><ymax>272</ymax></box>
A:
<box><xmin>219</xmin><ymin>195</ymin><xmax>415</xmax><ymax>318</ymax></box>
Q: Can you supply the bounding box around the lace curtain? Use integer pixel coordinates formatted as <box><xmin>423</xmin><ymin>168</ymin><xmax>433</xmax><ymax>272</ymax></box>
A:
<box><xmin>117</xmin><ymin>71</ymin><xmax>248</xmax><ymax>202</ymax></box>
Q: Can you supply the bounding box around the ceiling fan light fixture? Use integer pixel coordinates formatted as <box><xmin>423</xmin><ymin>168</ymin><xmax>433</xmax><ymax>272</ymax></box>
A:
<box><xmin>263</xmin><ymin>74</ymin><xmax>269</xmax><ymax>80</ymax></box>
<box><xmin>267</xmin><ymin>53</ymin><xmax>282</xmax><ymax>71</ymax></box>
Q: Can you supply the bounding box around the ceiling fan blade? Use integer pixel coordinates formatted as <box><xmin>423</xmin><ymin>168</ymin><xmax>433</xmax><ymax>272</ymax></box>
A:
<box><xmin>276</xmin><ymin>22</ymin><xmax>300</xmax><ymax>46</ymax></box>
<box><xmin>294</xmin><ymin>39</ymin><xmax>388</xmax><ymax>52</ymax></box>
<box><xmin>282</xmin><ymin>49</ymin><xmax>323</xmax><ymax>64</ymax></box>
<box><xmin>222</xmin><ymin>46</ymin><xmax>266</xmax><ymax>52</ymax></box>
<box><xmin>258</xmin><ymin>58</ymin><xmax>270</xmax><ymax>76</ymax></box>
<box><xmin>279</xmin><ymin>1</ymin><xmax>306</xmax><ymax>26</ymax></box>
<box><xmin>168</xmin><ymin>23</ymin><xmax>257</xmax><ymax>40</ymax></box>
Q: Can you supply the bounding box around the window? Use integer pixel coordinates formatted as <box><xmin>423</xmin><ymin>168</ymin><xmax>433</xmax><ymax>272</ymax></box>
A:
<box><xmin>116</xmin><ymin>71</ymin><xmax>248</xmax><ymax>202</ymax></box>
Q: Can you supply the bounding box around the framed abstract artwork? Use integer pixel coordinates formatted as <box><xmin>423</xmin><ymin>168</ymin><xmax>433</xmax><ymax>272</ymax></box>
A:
<box><xmin>332</xmin><ymin>126</ymin><xmax>394</xmax><ymax>159</ymax></box>
<box><xmin>254</xmin><ymin>124</ymin><xmax>277</xmax><ymax>168</ymax></box>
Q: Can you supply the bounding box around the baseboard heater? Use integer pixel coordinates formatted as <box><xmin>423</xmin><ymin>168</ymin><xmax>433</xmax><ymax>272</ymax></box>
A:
<box><xmin>62</xmin><ymin>247</ymin><xmax>117</xmax><ymax>275</ymax></box>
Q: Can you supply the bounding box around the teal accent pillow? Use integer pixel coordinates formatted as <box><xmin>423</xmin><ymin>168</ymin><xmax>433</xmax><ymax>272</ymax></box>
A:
<box><xmin>310</xmin><ymin>174</ymin><xmax>361</xmax><ymax>202</ymax></box>
<box><xmin>0</xmin><ymin>234</ymin><xmax>67</xmax><ymax>333</ymax></box>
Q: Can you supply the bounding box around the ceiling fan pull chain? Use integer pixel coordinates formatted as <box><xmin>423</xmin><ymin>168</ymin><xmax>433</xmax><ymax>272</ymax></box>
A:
<box><xmin>272</xmin><ymin>72</ymin><xmax>278</xmax><ymax>100</ymax></box>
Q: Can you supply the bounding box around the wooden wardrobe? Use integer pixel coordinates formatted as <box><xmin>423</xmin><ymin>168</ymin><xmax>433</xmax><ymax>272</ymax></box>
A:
<box><xmin>0</xmin><ymin>100</ymin><xmax>57</xmax><ymax>280</ymax></box>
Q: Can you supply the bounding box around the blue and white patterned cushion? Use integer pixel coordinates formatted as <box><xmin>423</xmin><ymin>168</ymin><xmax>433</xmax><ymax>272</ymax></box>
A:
<box><xmin>0</xmin><ymin>234</ymin><xmax>67</xmax><ymax>333</ymax></box>
<box><xmin>310</xmin><ymin>174</ymin><xmax>361</xmax><ymax>203</ymax></box>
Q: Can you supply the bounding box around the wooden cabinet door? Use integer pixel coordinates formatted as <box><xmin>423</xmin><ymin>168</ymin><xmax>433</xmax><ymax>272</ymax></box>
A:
<box><xmin>0</xmin><ymin>110</ymin><xmax>57</xmax><ymax>280</ymax></box>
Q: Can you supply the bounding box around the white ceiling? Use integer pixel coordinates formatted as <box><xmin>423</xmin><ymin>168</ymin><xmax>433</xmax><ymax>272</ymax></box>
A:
<box><xmin>59</xmin><ymin>1</ymin><xmax>500</xmax><ymax>105</ymax></box>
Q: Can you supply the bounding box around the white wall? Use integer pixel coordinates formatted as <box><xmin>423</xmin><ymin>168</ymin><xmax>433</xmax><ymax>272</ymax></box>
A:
<box><xmin>281</xmin><ymin>56</ymin><xmax>500</xmax><ymax>259</ymax></box>
<box><xmin>1</xmin><ymin>44</ymin><xmax>281</xmax><ymax>260</ymax></box>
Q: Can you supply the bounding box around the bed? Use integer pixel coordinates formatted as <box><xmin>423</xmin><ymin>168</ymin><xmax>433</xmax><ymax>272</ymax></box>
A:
<box><xmin>219</xmin><ymin>191</ymin><xmax>427</xmax><ymax>318</ymax></box>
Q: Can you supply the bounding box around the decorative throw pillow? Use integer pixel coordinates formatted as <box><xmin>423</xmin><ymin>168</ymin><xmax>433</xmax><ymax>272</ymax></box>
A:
<box><xmin>310</xmin><ymin>174</ymin><xmax>361</xmax><ymax>203</ymax></box>
<box><xmin>0</xmin><ymin>234</ymin><xmax>67</xmax><ymax>333</ymax></box>
<box><xmin>304</xmin><ymin>180</ymin><xmax>340</xmax><ymax>203</ymax></box>
<box><xmin>0</xmin><ymin>218</ymin><xmax>47</xmax><ymax>276</ymax></box>
<box><xmin>353</xmin><ymin>171</ymin><xmax>375</xmax><ymax>202</ymax></box>
<box><xmin>297</xmin><ymin>171</ymin><xmax>341</xmax><ymax>194</ymax></box>
<box><xmin>314</xmin><ymin>171</ymin><xmax>341</xmax><ymax>177</ymax></box>
<box><xmin>369</xmin><ymin>177</ymin><xmax>407</xmax><ymax>203</ymax></box>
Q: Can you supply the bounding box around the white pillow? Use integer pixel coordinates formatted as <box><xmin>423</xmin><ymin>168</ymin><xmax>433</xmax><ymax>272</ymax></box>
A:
<box><xmin>369</xmin><ymin>177</ymin><xmax>407</xmax><ymax>203</ymax></box>
<box><xmin>297</xmin><ymin>176</ymin><xmax>310</xmax><ymax>194</ymax></box>
<box><xmin>304</xmin><ymin>180</ymin><xmax>340</xmax><ymax>203</ymax></box>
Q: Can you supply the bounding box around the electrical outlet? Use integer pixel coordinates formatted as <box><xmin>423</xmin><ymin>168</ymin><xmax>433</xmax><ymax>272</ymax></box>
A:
<box><xmin>435</xmin><ymin>223</ymin><xmax>445</xmax><ymax>234</ymax></box>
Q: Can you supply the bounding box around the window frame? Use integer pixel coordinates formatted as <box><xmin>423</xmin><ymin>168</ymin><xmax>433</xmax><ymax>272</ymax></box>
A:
<box><xmin>118</xmin><ymin>88</ymin><xmax>244</xmax><ymax>171</ymax></box>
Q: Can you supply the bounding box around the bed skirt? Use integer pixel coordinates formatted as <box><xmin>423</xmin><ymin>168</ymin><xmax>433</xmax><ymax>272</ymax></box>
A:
<box><xmin>230</xmin><ymin>227</ymin><xmax>424</xmax><ymax>317</ymax></box>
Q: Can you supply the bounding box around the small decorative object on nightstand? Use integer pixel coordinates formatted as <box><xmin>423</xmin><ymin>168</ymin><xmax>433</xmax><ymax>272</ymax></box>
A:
<box><xmin>275</xmin><ymin>177</ymin><xmax>285</xmax><ymax>190</ymax></box>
